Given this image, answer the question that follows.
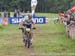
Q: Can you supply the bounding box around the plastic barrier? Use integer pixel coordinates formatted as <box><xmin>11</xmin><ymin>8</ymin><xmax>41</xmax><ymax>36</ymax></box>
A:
<box><xmin>2</xmin><ymin>17</ymin><xmax>8</xmax><ymax>26</ymax></box>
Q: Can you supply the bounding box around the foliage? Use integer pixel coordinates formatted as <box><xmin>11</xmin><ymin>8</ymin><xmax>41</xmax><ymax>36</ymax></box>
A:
<box><xmin>0</xmin><ymin>0</ymin><xmax>75</xmax><ymax>13</ymax></box>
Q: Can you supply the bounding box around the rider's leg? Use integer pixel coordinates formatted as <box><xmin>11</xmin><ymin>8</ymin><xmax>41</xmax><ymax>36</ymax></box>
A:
<box><xmin>29</xmin><ymin>31</ymin><xmax>33</xmax><ymax>45</ymax></box>
<box><xmin>21</xmin><ymin>28</ymin><xmax>25</xmax><ymax>41</ymax></box>
<box><xmin>22</xmin><ymin>27</ymin><xmax>27</xmax><ymax>42</ymax></box>
<box><xmin>21</xmin><ymin>28</ymin><xmax>24</xmax><ymax>33</ymax></box>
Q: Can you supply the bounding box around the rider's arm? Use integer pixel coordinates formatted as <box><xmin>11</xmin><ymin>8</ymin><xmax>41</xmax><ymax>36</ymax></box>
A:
<box><xmin>19</xmin><ymin>16</ymin><xmax>27</xmax><ymax>28</ymax></box>
<box><xmin>31</xmin><ymin>19</ymin><xmax>36</xmax><ymax>29</ymax></box>
<box><xmin>19</xmin><ymin>21</ymin><xmax>24</xmax><ymax>28</ymax></box>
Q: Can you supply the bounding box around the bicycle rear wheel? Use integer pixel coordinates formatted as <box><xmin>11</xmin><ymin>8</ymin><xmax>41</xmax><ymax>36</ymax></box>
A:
<box><xmin>27</xmin><ymin>39</ymin><xmax>31</xmax><ymax>48</ymax></box>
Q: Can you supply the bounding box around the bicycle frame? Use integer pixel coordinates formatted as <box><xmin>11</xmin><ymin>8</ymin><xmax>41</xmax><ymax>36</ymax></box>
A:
<box><xmin>24</xmin><ymin>28</ymin><xmax>32</xmax><ymax>48</ymax></box>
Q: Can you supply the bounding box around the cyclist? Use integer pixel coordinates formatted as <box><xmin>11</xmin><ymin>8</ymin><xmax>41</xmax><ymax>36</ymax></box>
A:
<box><xmin>19</xmin><ymin>14</ymin><xmax>35</xmax><ymax>45</ymax></box>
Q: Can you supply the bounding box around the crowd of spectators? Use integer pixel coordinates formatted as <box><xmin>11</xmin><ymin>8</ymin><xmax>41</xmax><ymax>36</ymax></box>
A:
<box><xmin>59</xmin><ymin>7</ymin><xmax>75</xmax><ymax>38</ymax></box>
<box><xmin>0</xmin><ymin>8</ymin><xmax>25</xmax><ymax>18</ymax></box>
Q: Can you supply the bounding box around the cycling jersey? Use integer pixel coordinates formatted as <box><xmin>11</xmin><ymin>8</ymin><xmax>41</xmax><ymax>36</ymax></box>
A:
<box><xmin>22</xmin><ymin>15</ymin><xmax>34</xmax><ymax>28</ymax></box>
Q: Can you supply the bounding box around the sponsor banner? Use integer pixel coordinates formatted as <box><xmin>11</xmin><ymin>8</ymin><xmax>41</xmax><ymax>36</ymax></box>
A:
<box><xmin>8</xmin><ymin>17</ymin><xmax>46</xmax><ymax>24</ymax></box>
<box><xmin>8</xmin><ymin>17</ymin><xmax>22</xmax><ymax>24</ymax></box>
<box><xmin>33</xmin><ymin>16</ymin><xmax>46</xmax><ymax>24</ymax></box>
<box><xmin>0</xmin><ymin>18</ymin><xmax>2</xmax><ymax>24</ymax></box>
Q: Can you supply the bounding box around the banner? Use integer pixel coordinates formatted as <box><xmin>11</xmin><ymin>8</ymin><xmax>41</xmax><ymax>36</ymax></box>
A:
<box><xmin>8</xmin><ymin>17</ymin><xmax>46</xmax><ymax>24</ymax></box>
<box><xmin>0</xmin><ymin>16</ymin><xmax>46</xmax><ymax>25</ymax></box>
<box><xmin>33</xmin><ymin>16</ymin><xmax>46</xmax><ymax>24</ymax></box>
<box><xmin>8</xmin><ymin>17</ymin><xmax>22</xmax><ymax>24</ymax></box>
<box><xmin>0</xmin><ymin>18</ymin><xmax>2</xmax><ymax>26</ymax></box>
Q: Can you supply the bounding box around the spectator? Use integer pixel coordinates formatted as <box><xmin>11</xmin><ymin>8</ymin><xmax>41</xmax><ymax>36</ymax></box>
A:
<box><xmin>62</xmin><ymin>15</ymin><xmax>68</xmax><ymax>25</ymax></box>
<box><xmin>14</xmin><ymin>9</ymin><xmax>17</xmax><ymax>17</ymax></box>
<box><xmin>26</xmin><ymin>11</ymin><xmax>31</xmax><ymax>15</ymax></box>
<box><xmin>69</xmin><ymin>15</ymin><xmax>75</xmax><ymax>25</ymax></box>
<box><xmin>17</xmin><ymin>9</ymin><xmax>21</xmax><ymax>17</ymax></box>
<box><xmin>21</xmin><ymin>10</ymin><xmax>25</xmax><ymax>17</ymax></box>
<box><xmin>3</xmin><ymin>10</ymin><xmax>8</xmax><ymax>17</ymax></box>
<box><xmin>0</xmin><ymin>13</ymin><xmax>2</xmax><ymax>17</ymax></box>
<box><xmin>8</xmin><ymin>12</ymin><xmax>10</xmax><ymax>17</ymax></box>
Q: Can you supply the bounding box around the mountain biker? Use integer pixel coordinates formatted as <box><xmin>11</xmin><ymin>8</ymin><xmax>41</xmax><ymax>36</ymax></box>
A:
<box><xmin>19</xmin><ymin>14</ymin><xmax>35</xmax><ymax>45</ymax></box>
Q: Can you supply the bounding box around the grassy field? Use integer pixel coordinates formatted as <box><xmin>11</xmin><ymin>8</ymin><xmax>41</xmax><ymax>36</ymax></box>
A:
<box><xmin>0</xmin><ymin>13</ymin><xmax>75</xmax><ymax>56</ymax></box>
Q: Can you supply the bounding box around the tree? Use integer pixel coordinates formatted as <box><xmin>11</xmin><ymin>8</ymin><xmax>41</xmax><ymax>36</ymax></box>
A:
<box><xmin>0</xmin><ymin>0</ymin><xmax>75</xmax><ymax>13</ymax></box>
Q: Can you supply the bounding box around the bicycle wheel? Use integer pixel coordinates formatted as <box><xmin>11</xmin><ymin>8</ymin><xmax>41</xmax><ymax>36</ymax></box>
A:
<box><xmin>27</xmin><ymin>39</ymin><xmax>31</xmax><ymax>48</ymax></box>
<box><xmin>22</xmin><ymin>32</ymin><xmax>27</xmax><ymax>47</ymax></box>
<box><xmin>27</xmin><ymin>32</ymin><xmax>31</xmax><ymax>48</ymax></box>
<box><xmin>25</xmin><ymin>40</ymin><xmax>27</xmax><ymax>47</ymax></box>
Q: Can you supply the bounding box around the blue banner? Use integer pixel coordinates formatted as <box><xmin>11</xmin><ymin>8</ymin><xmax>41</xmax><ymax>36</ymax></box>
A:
<box><xmin>8</xmin><ymin>17</ymin><xmax>22</xmax><ymax>24</ymax></box>
<box><xmin>0</xmin><ymin>18</ymin><xmax>2</xmax><ymax>24</ymax></box>
<box><xmin>33</xmin><ymin>16</ymin><xmax>46</xmax><ymax>24</ymax></box>
<box><xmin>8</xmin><ymin>17</ymin><xmax>46</xmax><ymax>24</ymax></box>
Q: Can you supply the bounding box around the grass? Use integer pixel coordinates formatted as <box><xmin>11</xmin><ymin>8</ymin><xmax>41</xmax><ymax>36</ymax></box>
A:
<box><xmin>0</xmin><ymin>13</ymin><xmax>75</xmax><ymax>56</ymax></box>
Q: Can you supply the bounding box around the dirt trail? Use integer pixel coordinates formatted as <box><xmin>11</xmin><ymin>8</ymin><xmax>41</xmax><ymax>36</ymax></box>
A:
<box><xmin>24</xmin><ymin>27</ymin><xmax>40</xmax><ymax>56</ymax></box>
<box><xmin>26</xmin><ymin>47</ymin><xmax>37</xmax><ymax>56</ymax></box>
